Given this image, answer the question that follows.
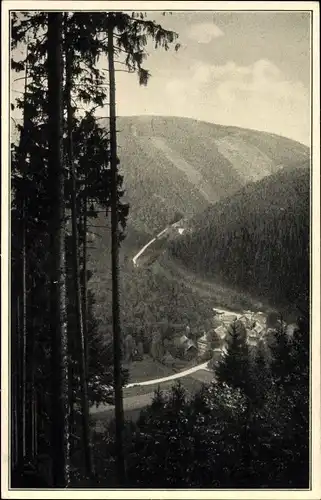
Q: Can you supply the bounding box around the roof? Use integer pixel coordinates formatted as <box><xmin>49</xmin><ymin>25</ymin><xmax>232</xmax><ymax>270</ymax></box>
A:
<box><xmin>213</xmin><ymin>308</ymin><xmax>225</xmax><ymax>315</ymax></box>
<box><xmin>238</xmin><ymin>314</ymin><xmax>254</xmax><ymax>327</ymax></box>
<box><xmin>222</xmin><ymin>314</ymin><xmax>238</xmax><ymax>324</ymax></box>
<box><xmin>252</xmin><ymin>323</ymin><xmax>265</xmax><ymax>335</ymax></box>
<box><xmin>286</xmin><ymin>323</ymin><xmax>297</xmax><ymax>336</ymax></box>
<box><xmin>174</xmin><ymin>335</ymin><xmax>196</xmax><ymax>351</ymax></box>
<box><xmin>253</xmin><ymin>312</ymin><xmax>267</xmax><ymax>324</ymax></box>
<box><xmin>184</xmin><ymin>339</ymin><xmax>197</xmax><ymax>351</ymax></box>
<box><xmin>173</xmin><ymin>334</ymin><xmax>189</xmax><ymax>347</ymax></box>
<box><xmin>162</xmin><ymin>352</ymin><xmax>175</xmax><ymax>363</ymax></box>
<box><xmin>214</xmin><ymin>325</ymin><xmax>228</xmax><ymax>339</ymax></box>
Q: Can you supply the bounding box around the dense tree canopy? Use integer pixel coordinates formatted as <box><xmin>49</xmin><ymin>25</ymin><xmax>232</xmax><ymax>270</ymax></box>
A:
<box><xmin>170</xmin><ymin>166</ymin><xmax>309</xmax><ymax>312</ymax></box>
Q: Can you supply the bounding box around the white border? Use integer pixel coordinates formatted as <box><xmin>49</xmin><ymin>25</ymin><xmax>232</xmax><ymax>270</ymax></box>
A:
<box><xmin>1</xmin><ymin>2</ymin><xmax>320</xmax><ymax>499</ymax></box>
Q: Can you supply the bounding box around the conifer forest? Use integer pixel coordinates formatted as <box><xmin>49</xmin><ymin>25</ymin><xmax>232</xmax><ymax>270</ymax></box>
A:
<box><xmin>8</xmin><ymin>9</ymin><xmax>311</xmax><ymax>491</ymax></box>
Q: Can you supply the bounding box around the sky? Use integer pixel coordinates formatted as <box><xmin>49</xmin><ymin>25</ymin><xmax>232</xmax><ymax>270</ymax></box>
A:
<box><xmin>108</xmin><ymin>11</ymin><xmax>311</xmax><ymax>145</ymax></box>
<box><xmin>11</xmin><ymin>10</ymin><xmax>311</xmax><ymax>145</ymax></box>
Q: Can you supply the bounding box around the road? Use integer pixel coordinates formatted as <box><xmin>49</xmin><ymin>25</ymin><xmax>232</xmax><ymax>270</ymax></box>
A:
<box><xmin>91</xmin><ymin>367</ymin><xmax>214</xmax><ymax>420</ymax></box>
<box><xmin>132</xmin><ymin>227</ymin><xmax>169</xmax><ymax>266</ymax></box>
<box><xmin>125</xmin><ymin>361</ymin><xmax>210</xmax><ymax>388</ymax></box>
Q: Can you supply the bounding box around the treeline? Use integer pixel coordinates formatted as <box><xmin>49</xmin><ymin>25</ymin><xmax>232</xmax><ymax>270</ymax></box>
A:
<box><xmin>170</xmin><ymin>166</ymin><xmax>310</xmax><ymax>310</ymax></box>
<box><xmin>92</xmin><ymin>315</ymin><xmax>309</xmax><ymax>488</ymax></box>
<box><xmin>10</xmin><ymin>11</ymin><xmax>179</xmax><ymax>487</ymax></box>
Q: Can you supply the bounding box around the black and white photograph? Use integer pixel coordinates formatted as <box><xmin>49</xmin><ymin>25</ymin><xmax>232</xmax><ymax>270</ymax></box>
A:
<box><xmin>1</xmin><ymin>1</ymin><xmax>320</xmax><ymax>497</ymax></box>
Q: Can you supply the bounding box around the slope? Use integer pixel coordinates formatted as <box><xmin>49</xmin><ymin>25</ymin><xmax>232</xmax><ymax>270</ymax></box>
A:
<box><xmin>168</xmin><ymin>164</ymin><xmax>310</xmax><ymax>310</ymax></box>
<box><xmin>11</xmin><ymin>115</ymin><xmax>309</xmax><ymax>238</ymax></box>
<box><xmin>111</xmin><ymin>116</ymin><xmax>309</xmax><ymax>235</ymax></box>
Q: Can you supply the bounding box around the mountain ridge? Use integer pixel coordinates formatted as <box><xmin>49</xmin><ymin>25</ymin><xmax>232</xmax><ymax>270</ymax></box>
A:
<box><xmin>11</xmin><ymin>115</ymin><xmax>309</xmax><ymax>238</ymax></box>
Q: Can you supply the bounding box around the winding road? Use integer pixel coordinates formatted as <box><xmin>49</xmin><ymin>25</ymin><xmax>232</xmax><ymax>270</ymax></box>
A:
<box><xmin>125</xmin><ymin>361</ymin><xmax>210</xmax><ymax>388</ymax></box>
<box><xmin>132</xmin><ymin>227</ymin><xmax>169</xmax><ymax>266</ymax></box>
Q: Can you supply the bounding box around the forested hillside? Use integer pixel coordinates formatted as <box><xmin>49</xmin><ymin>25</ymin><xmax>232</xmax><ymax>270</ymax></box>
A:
<box><xmin>115</xmin><ymin>116</ymin><xmax>309</xmax><ymax>235</ymax></box>
<box><xmin>67</xmin><ymin>118</ymin><xmax>310</xmax><ymax>331</ymax></box>
<box><xmin>169</xmin><ymin>165</ymin><xmax>310</xmax><ymax>309</ymax></box>
<box><xmin>11</xmin><ymin>116</ymin><xmax>309</xmax><ymax>237</ymax></box>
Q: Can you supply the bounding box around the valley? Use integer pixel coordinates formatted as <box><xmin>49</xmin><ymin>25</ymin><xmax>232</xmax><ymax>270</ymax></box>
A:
<box><xmin>90</xmin><ymin>213</ymin><xmax>293</xmax><ymax>425</ymax></box>
<box><xmin>83</xmin><ymin>117</ymin><xmax>310</xmax><ymax>425</ymax></box>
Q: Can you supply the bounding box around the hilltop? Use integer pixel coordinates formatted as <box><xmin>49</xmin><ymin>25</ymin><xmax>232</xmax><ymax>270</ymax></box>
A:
<box><xmin>11</xmin><ymin>115</ymin><xmax>309</xmax><ymax>238</ymax></box>
<box><xmin>114</xmin><ymin>116</ymin><xmax>309</xmax><ymax>236</ymax></box>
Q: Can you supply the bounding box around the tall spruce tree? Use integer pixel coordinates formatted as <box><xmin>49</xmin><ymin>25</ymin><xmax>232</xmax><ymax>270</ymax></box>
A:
<box><xmin>65</xmin><ymin>18</ymin><xmax>94</xmax><ymax>480</ymax></box>
<box><xmin>47</xmin><ymin>12</ymin><xmax>70</xmax><ymax>487</ymax></box>
<box><xmin>215</xmin><ymin>320</ymin><xmax>252</xmax><ymax>398</ymax></box>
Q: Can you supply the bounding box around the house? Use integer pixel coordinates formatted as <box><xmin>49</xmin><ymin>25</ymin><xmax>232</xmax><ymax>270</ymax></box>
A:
<box><xmin>162</xmin><ymin>351</ymin><xmax>175</xmax><ymax>367</ymax></box>
<box><xmin>247</xmin><ymin>334</ymin><xmax>259</xmax><ymax>347</ymax></box>
<box><xmin>212</xmin><ymin>316</ymin><xmax>224</xmax><ymax>329</ymax></box>
<box><xmin>252</xmin><ymin>322</ymin><xmax>265</xmax><ymax>336</ymax></box>
<box><xmin>286</xmin><ymin>323</ymin><xmax>297</xmax><ymax>337</ymax></box>
<box><xmin>253</xmin><ymin>312</ymin><xmax>267</xmax><ymax>326</ymax></box>
<box><xmin>173</xmin><ymin>334</ymin><xmax>189</xmax><ymax>348</ymax></box>
<box><xmin>173</xmin><ymin>334</ymin><xmax>197</xmax><ymax>360</ymax></box>
<box><xmin>238</xmin><ymin>314</ymin><xmax>255</xmax><ymax>329</ymax></box>
<box><xmin>207</xmin><ymin>329</ymin><xmax>222</xmax><ymax>349</ymax></box>
<box><xmin>197</xmin><ymin>333</ymin><xmax>209</xmax><ymax>355</ymax></box>
<box><xmin>209</xmin><ymin>348</ymin><xmax>223</xmax><ymax>369</ymax></box>
<box><xmin>222</xmin><ymin>314</ymin><xmax>238</xmax><ymax>327</ymax></box>
<box><xmin>213</xmin><ymin>308</ymin><xmax>225</xmax><ymax>317</ymax></box>
<box><xmin>214</xmin><ymin>324</ymin><xmax>228</xmax><ymax>340</ymax></box>
<box><xmin>184</xmin><ymin>339</ymin><xmax>198</xmax><ymax>360</ymax></box>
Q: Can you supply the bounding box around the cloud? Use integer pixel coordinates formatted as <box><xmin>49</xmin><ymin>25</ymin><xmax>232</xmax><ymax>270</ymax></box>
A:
<box><xmin>110</xmin><ymin>57</ymin><xmax>309</xmax><ymax>147</ymax></box>
<box><xmin>165</xmin><ymin>59</ymin><xmax>310</xmax><ymax>145</ymax></box>
<box><xmin>188</xmin><ymin>22</ymin><xmax>224</xmax><ymax>44</ymax></box>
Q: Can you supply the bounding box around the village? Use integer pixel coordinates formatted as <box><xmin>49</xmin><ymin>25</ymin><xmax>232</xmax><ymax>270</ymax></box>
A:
<box><xmin>122</xmin><ymin>306</ymin><xmax>296</xmax><ymax>372</ymax></box>
<box><xmin>129</xmin><ymin>220</ymin><xmax>296</xmax><ymax>371</ymax></box>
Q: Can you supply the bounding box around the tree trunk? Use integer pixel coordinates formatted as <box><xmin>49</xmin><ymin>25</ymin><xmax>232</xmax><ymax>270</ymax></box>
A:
<box><xmin>82</xmin><ymin>183</ymin><xmax>89</xmax><ymax>372</ymax></box>
<box><xmin>21</xmin><ymin>201</ymin><xmax>27</xmax><ymax>460</ymax></box>
<box><xmin>25</xmin><ymin>310</ymin><xmax>37</xmax><ymax>461</ymax></box>
<box><xmin>11</xmin><ymin>291</ymin><xmax>20</xmax><ymax>472</ymax></box>
<box><xmin>107</xmin><ymin>16</ymin><xmax>126</xmax><ymax>486</ymax></box>
<box><xmin>47</xmin><ymin>12</ymin><xmax>70</xmax><ymax>488</ymax></box>
<box><xmin>13</xmin><ymin>49</ymin><xmax>29</xmax><ymax>474</ymax></box>
<box><xmin>65</xmin><ymin>31</ymin><xmax>94</xmax><ymax>481</ymax></box>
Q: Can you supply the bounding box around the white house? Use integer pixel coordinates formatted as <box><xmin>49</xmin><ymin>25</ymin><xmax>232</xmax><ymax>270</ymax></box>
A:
<box><xmin>214</xmin><ymin>324</ymin><xmax>229</xmax><ymax>340</ymax></box>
